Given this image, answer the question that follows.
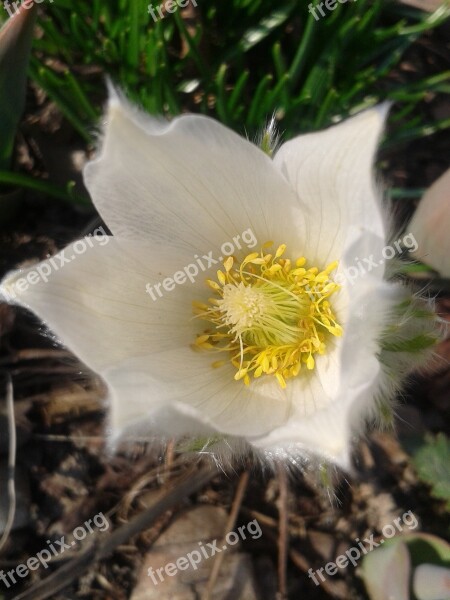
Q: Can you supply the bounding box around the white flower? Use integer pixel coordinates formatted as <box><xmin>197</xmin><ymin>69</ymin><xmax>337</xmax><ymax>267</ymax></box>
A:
<box><xmin>0</xmin><ymin>93</ymin><xmax>437</xmax><ymax>470</ymax></box>
<box><xmin>361</xmin><ymin>541</ymin><xmax>410</xmax><ymax>600</ymax></box>
<box><xmin>413</xmin><ymin>564</ymin><xmax>450</xmax><ymax>600</ymax></box>
<box><xmin>409</xmin><ymin>167</ymin><xmax>450</xmax><ymax>278</ymax></box>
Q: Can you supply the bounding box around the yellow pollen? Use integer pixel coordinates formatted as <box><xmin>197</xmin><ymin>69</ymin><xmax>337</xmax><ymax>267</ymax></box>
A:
<box><xmin>192</xmin><ymin>243</ymin><xmax>342</xmax><ymax>388</ymax></box>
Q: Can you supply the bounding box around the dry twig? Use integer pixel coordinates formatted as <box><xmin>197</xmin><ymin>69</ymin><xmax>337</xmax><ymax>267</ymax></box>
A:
<box><xmin>203</xmin><ymin>469</ymin><xmax>250</xmax><ymax>600</ymax></box>
<box><xmin>12</xmin><ymin>463</ymin><xmax>219</xmax><ymax>600</ymax></box>
<box><xmin>0</xmin><ymin>377</ymin><xmax>16</xmax><ymax>554</ymax></box>
<box><xmin>276</xmin><ymin>464</ymin><xmax>289</xmax><ymax>600</ymax></box>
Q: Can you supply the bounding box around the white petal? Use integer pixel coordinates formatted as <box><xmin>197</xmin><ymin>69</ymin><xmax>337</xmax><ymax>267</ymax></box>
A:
<box><xmin>361</xmin><ymin>541</ymin><xmax>411</xmax><ymax>600</ymax></box>
<box><xmin>313</xmin><ymin>229</ymin><xmax>388</xmax><ymax>402</ymax></box>
<box><xmin>84</xmin><ymin>95</ymin><xmax>304</xmax><ymax>257</ymax></box>
<box><xmin>0</xmin><ymin>99</ymin><xmax>400</xmax><ymax>462</ymax></box>
<box><xmin>273</xmin><ymin>105</ymin><xmax>389</xmax><ymax>267</ymax></box>
<box><xmin>96</xmin><ymin>236</ymin><xmax>396</xmax><ymax>450</ymax></box>
<box><xmin>409</xmin><ymin>167</ymin><xmax>450</xmax><ymax>278</ymax></box>
<box><xmin>0</xmin><ymin>237</ymin><xmax>292</xmax><ymax>438</ymax></box>
<box><xmin>250</xmin><ymin>273</ymin><xmax>403</xmax><ymax>469</ymax></box>
<box><xmin>413</xmin><ymin>564</ymin><xmax>450</xmax><ymax>600</ymax></box>
<box><xmin>0</xmin><ymin>238</ymin><xmax>199</xmax><ymax>373</ymax></box>
<box><xmin>103</xmin><ymin>350</ymin><xmax>292</xmax><ymax>439</ymax></box>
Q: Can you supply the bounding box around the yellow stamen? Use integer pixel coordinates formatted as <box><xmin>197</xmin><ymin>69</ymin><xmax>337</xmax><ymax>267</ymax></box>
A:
<box><xmin>192</xmin><ymin>243</ymin><xmax>342</xmax><ymax>387</ymax></box>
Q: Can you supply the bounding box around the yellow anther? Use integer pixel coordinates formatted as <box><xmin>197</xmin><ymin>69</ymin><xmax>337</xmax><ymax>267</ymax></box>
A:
<box><xmin>325</xmin><ymin>261</ymin><xmax>339</xmax><ymax>274</ymax></box>
<box><xmin>275</xmin><ymin>372</ymin><xmax>287</xmax><ymax>389</ymax></box>
<box><xmin>268</xmin><ymin>264</ymin><xmax>282</xmax><ymax>274</ymax></box>
<box><xmin>212</xmin><ymin>360</ymin><xmax>226</xmax><ymax>368</ymax></box>
<box><xmin>207</xmin><ymin>279</ymin><xmax>221</xmax><ymax>291</ymax></box>
<box><xmin>193</xmin><ymin>245</ymin><xmax>342</xmax><ymax>388</ymax></box>
<box><xmin>224</xmin><ymin>256</ymin><xmax>234</xmax><ymax>272</ymax></box>
<box><xmin>217</xmin><ymin>270</ymin><xmax>226</xmax><ymax>285</ymax></box>
<box><xmin>249</xmin><ymin>257</ymin><xmax>266</xmax><ymax>265</ymax></box>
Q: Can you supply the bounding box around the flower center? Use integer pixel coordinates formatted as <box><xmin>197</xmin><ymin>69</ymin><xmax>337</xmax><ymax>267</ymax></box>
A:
<box><xmin>192</xmin><ymin>243</ymin><xmax>342</xmax><ymax>388</ymax></box>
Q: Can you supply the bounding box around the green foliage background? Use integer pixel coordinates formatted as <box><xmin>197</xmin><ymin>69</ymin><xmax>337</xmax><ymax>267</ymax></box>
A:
<box><xmin>0</xmin><ymin>0</ymin><xmax>449</xmax><ymax>205</ymax></box>
<box><xmin>30</xmin><ymin>1</ymin><xmax>450</xmax><ymax>138</ymax></box>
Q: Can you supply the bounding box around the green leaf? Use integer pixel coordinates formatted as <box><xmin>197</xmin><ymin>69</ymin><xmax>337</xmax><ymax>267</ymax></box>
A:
<box><xmin>238</xmin><ymin>5</ymin><xmax>293</xmax><ymax>53</ymax></box>
<box><xmin>23</xmin><ymin>0</ymin><xmax>450</xmax><ymax>148</ymax></box>
<box><xmin>411</xmin><ymin>433</ymin><xmax>450</xmax><ymax>511</ymax></box>
<box><xmin>0</xmin><ymin>171</ymin><xmax>91</xmax><ymax>208</ymax></box>
<box><xmin>0</xmin><ymin>3</ymin><xmax>37</xmax><ymax>170</ymax></box>
<box><xmin>388</xmin><ymin>187</ymin><xmax>426</xmax><ymax>200</ymax></box>
<box><xmin>397</xmin><ymin>262</ymin><xmax>436</xmax><ymax>275</ymax></box>
<box><xmin>178</xmin><ymin>435</ymin><xmax>224</xmax><ymax>453</ymax></box>
<box><xmin>381</xmin><ymin>334</ymin><xmax>437</xmax><ymax>353</ymax></box>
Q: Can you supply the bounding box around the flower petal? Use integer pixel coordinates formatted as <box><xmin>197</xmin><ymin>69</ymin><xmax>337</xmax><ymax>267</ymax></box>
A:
<box><xmin>409</xmin><ymin>167</ymin><xmax>450</xmax><ymax>278</ymax></box>
<box><xmin>250</xmin><ymin>273</ymin><xmax>403</xmax><ymax>469</ymax></box>
<box><xmin>84</xmin><ymin>94</ymin><xmax>304</xmax><ymax>257</ymax></box>
<box><xmin>0</xmin><ymin>238</ymin><xmax>199</xmax><ymax>373</ymax></box>
<box><xmin>273</xmin><ymin>105</ymin><xmax>389</xmax><ymax>267</ymax></box>
<box><xmin>313</xmin><ymin>229</ymin><xmax>388</xmax><ymax>402</ymax></box>
<box><xmin>104</xmin><ymin>352</ymin><xmax>292</xmax><ymax>438</ymax></box>
<box><xmin>413</xmin><ymin>564</ymin><xmax>450</xmax><ymax>600</ymax></box>
<box><xmin>361</xmin><ymin>541</ymin><xmax>411</xmax><ymax>600</ymax></box>
<box><xmin>0</xmin><ymin>237</ymin><xmax>292</xmax><ymax>439</ymax></box>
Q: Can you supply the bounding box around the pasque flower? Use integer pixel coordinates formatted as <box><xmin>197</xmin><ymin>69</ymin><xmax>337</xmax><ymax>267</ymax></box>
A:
<box><xmin>0</xmin><ymin>94</ymin><xmax>438</xmax><ymax>470</ymax></box>
<box><xmin>409</xmin><ymin>167</ymin><xmax>450</xmax><ymax>278</ymax></box>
